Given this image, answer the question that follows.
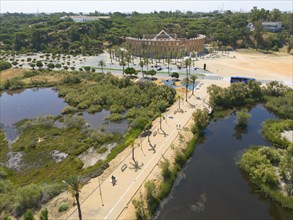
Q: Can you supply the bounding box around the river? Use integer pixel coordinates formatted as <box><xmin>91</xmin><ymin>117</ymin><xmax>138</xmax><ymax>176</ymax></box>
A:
<box><xmin>157</xmin><ymin>105</ymin><xmax>293</xmax><ymax>220</ymax></box>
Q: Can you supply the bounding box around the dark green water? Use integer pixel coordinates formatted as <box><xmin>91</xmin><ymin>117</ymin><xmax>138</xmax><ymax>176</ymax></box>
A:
<box><xmin>157</xmin><ymin>105</ymin><xmax>293</xmax><ymax>220</ymax></box>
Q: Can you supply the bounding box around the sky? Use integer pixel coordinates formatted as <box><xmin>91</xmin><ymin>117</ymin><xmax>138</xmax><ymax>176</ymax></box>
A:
<box><xmin>0</xmin><ymin>0</ymin><xmax>292</xmax><ymax>14</ymax></box>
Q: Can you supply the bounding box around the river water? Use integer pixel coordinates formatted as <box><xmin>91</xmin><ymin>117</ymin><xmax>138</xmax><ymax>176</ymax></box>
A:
<box><xmin>157</xmin><ymin>105</ymin><xmax>293</xmax><ymax>220</ymax></box>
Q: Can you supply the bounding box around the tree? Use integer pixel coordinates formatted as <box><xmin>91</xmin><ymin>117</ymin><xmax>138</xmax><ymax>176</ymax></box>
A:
<box><xmin>124</xmin><ymin>67</ymin><xmax>137</xmax><ymax>76</ymax></box>
<box><xmin>64</xmin><ymin>176</ymin><xmax>83</xmax><ymax>220</ymax></box>
<box><xmin>184</xmin><ymin>77</ymin><xmax>190</xmax><ymax>101</ymax></box>
<box><xmin>167</xmin><ymin>57</ymin><xmax>171</xmax><ymax>75</ymax></box>
<box><xmin>23</xmin><ymin>209</ymin><xmax>35</xmax><ymax>220</ymax></box>
<box><xmin>126</xmin><ymin>53</ymin><xmax>131</xmax><ymax>68</ymax></box>
<box><xmin>176</xmin><ymin>94</ymin><xmax>183</xmax><ymax>111</ymax></box>
<box><xmin>191</xmin><ymin>108</ymin><xmax>210</xmax><ymax>134</ymax></box>
<box><xmin>139</xmin><ymin>60</ymin><xmax>144</xmax><ymax>78</ymax></box>
<box><xmin>47</xmin><ymin>63</ymin><xmax>55</xmax><ymax>70</ymax></box>
<box><xmin>190</xmin><ymin>75</ymin><xmax>197</xmax><ymax>95</ymax></box>
<box><xmin>29</xmin><ymin>63</ymin><xmax>35</xmax><ymax>70</ymax></box>
<box><xmin>55</xmin><ymin>63</ymin><xmax>62</xmax><ymax>70</ymax></box>
<box><xmin>191</xmin><ymin>51</ymin><xmax>196</xmax><ymax>67</ymax></box>
<box><xmin>148</xmin><ymin>69</ymin><xmax>156</xmax><ymax>79</ymax></box>
<box><xmin>170</xmin><ymin>72</ymin><xmax>179</xmax><ymax>79</ymax></box>
<box><xmin>83</xmin><ymin>66</ymin><xmax>91</xmax><ymax>72</ymax></box>
<box><xmin>253</xmin><ymin>21</ymin><xmax>265</xmax><ymax>50</ymax></box>
<box><xmin>39</xmin><ymin>208</ymin><xmax>48</xmax><ymax>220</ymax></box>
<box><xmin>120</xmin><ymin>60</ymin><xmax>126</xmax><ymax>75</ymax></box>
<box><xmin>36</xmin><ymin>61</ymin><xmax>43</xmax><ymax>69</ymax></box>
<box><xmin>184</xmin><ymin>58</ymin><xmax>191</xmax><ymax>78</ymax></box>
<box><xmin>236</xmin><ymin>110</ymin><xmax>251</xmax><ymax>127</ymax></box>
<box><xmin>98</xmin><ymin>60</ymin><xmax>105</xmax><ymax>73</ymax></box>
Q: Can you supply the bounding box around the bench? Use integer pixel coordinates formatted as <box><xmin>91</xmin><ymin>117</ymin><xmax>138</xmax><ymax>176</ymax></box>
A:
<box><xmin>121</xmin><ymin>164</ymin><xmax>127</xmax><ymax>172</ymax></box>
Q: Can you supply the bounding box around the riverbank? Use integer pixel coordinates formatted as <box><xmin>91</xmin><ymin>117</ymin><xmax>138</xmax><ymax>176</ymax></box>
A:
<box><xmin>42</xmin><ymin>80</ymin><xmax>218</xmax><ymax>219</ymax></box>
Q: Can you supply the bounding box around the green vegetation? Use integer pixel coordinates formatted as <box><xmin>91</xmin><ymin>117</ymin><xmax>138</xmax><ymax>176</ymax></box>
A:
<box><xmin>0</xmin><ymin>130</ymin><xmax>9</xmax><ymax>163</ymax></box>
<box><xmin>236</xmin><ymin>110</ymin><xmax>251</xmax><ymax>127</ymax></box>
<box><xmin>207</xmin><ymin>79</ymin><xmax>293</xmax><ymax>211</ymax></box>
<box><xmin>262</xmin><ymin>119</ymin><xmax>293</xmax><ymax>148</ymax></box>
<box><xmin>58</xmin><ymin>202</ymin><xmax>69</xmax><ymax>212</ymax></box>
<box><xmin>0</xmin><ymin>8</ymin><xmax>291</xmax><ymax>55</ymax></box>
<box><xmin>239</xmin><ymin>145</ymin><xmax>293</xmax><ymax>210</ymax></box>
<box><xmin>0</xmin><ymin>61</ymin><xmax>12</xmax><ymax>71</ymax></box>
<box><xmin>0</xmin><ymin>69</ymin><xmax>175</xmax><ymax>218</ymax></box>
<box><xmin>207</xmin><ymin>80</ymin><xmax>263</xmax><ymax>110</ymax></box>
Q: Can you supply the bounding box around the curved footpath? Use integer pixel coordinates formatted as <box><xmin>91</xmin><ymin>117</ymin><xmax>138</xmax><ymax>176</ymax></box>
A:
<box><xmin>61</xmin><ymin>80</ymin><xmax>228</xmax><ymax>220</ymax></box>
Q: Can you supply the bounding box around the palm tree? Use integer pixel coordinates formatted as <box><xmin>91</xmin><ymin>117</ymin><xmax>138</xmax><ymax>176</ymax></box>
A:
<box><xmin>143</xmin><ymin>56</ymin><xmax>149</xmax><ymax>71</ymax></box>
<box><xmin>98</xmin><ymin>60</ymin><xmax>105</xmax><ymax>74</ymax></box>
<box><xmin>167</xmin><ymin>56</ymin><xmax>171</xmax><ymax>76</ymax></box>
<box><xmin>185</xmin><ymin>77</ymin><xmax>190</xmax><ymax>102</ymax></box>
<box><xmin>65</xmin><ymin>176</ymin><xmax>83</xmax><ymax>220</ymax></box>
<box><xmin>139</xmin><ymin>60</ymin><xmax>144</xmax><ymax>78</ymax></box>
<box><xmin>176</xmin><ymin>94</ymin><xmax>183</xmax><ymax>111</ymax></box>
<box><xmin>126</xmin><ymin>53</ymin><xmax>131</xmax><ymax>68</ymax></box>
<box><xmin>190</xmin><ymin>75</ymin><xmax>197</xmax><ymax>95</ymax></box>
<box><xmin>120</xmin><ymin>60</ymin><xmax>126</xmax><ymax>75</ymax></box>
<box><xmin>107</xmin><ymin>48</ymin><xmax>112</xmax><ymax>63</ymax></box>
<box><xmin>184</xmin><ymin>58</ymin><xmax>191</xmax><ymax>78</ymax></box>
<box><xmin>191</xmin><ymin>52</ymin><xmax>196</xmax><ymax>67</ymax></box>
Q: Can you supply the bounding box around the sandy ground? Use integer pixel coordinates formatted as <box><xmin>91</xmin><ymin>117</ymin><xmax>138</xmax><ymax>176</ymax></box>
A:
<box><xmin>195</xmin><ymin>50</ymin><xmax>292</xmax><ymax>83</ymax></box>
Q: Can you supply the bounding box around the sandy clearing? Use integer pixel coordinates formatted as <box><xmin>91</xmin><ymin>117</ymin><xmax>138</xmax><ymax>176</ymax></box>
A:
<box><xmin>195</xmin><ymin>51</ymin><xmax>292</xmax><ymax>82</ymax></box>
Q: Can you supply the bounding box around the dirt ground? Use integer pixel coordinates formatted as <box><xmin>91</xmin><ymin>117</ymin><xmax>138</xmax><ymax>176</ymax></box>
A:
<box><xmin>196</xmin><ymin>50</ymin><xmax>292</xmax><ymax>83</ymax></box>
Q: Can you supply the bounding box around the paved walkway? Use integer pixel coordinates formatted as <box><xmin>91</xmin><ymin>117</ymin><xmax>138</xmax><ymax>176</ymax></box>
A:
<box><xmin>63</xmin><ymin>82</ymin><xmax>210</xmax><ymax>220</ymax></box>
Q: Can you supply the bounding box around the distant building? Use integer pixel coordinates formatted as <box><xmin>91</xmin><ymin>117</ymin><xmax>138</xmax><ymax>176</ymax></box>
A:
<box><xmin>247</xmin><ymin>22</ymin><xmax>282</xmax><ymax>32</ymax></box>
<box><xmin>261</xmin><ymin>22</ymin><xmax>282</xmax><ymax>32</ymax></box>
<box><xmin>126</xmin><ymin>30</ymin><xmax>205</xmax><ymax>58</ymax></box>
<box><xmin>60</xmin><ymin>15</ymin><xmax>110</xmax><ymax>22</ymax></box>
<box><xmin>247</xmin><ymin>23</ymin><xmax>255</xmax><ymax>31</ymax></box>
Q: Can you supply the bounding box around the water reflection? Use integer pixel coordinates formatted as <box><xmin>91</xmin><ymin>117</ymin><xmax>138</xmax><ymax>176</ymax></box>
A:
<box><xmin>0</xmin><ymin>88</ymin><xmax>67</xmax><ymax>142</ymax></box>
<box><xmin>157</xmin><ymin>105</ymin><xmax>293</xmax><ymax>220</ymax></box>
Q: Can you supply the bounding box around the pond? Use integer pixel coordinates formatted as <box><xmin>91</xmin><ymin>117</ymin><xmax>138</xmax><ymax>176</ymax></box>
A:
<box><xmin>156</xmin><ymin>105</ymin><xmax>293</xmax><ymax>220</ymax></box>
<box><xmin>0</xmin><ymin>88</ymin><xmax>128</xmax><ymax>143</ymax></box>
<box><xmin>0</xmin><ymin>88</ymin><xmax>67</xmax><ymax>142</ymax></box>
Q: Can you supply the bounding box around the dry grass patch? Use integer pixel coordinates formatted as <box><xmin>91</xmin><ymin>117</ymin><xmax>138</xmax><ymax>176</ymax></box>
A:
<box><xmin>0</xmin><ymin>68</ymin><xmax>26</xmax><ymax>81</ymax></box>
<box><xmin>22</xmin><ymin>74</ymin><xmax>63</xmax><ymax>84</ymax></box>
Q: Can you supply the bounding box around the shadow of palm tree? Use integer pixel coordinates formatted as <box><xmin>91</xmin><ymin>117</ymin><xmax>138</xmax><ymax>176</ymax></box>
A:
<box><xmin>148</xmin><ymin>144</ymin><xmax>156</xmax><ymax>153</ymax></box>
<box><xmin>186</xmin><ymin>100</ymin><xmax>196</xmax><ymax>108</ymax></box>
<box><xmin>129</xmin><ymin>160</ymin><xmax>144</xmax><ymax>172</ymax></box>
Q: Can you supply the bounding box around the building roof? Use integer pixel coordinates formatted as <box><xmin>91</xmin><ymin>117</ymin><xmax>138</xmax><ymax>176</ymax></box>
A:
<box><xmin>143</xmin><ymin>30</ymin><xmax>177</xmax><ymax>39</ymax></box>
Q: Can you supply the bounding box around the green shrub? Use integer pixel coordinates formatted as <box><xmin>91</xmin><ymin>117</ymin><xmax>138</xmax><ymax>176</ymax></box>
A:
<box><xmin>0</xmin><ymin>61</ymin><xmax>12</xmax><ymax>71</ymax></box>
<box><xmin>58</xmin><ymin>201</ymin><xmax>69</xmax><ymax>212</ymax></box>
<box><xmin>262</xmin><ymin>119</ymin><xmax>293</xmax><ymax>148</ymax></box>
<box><xmin>236</xmin><ymin>110</ymin><xmax>251</xmax><ymax>126</ymax></box>
<box><xmin>39</xmin><ymin>208</ymin><xmax>48</xmax><ymax>220</ymax></box>
<box><xmin>23</xmin><ymin>209</ymin><xmax>35</xmax><ymax>220</ymax></box>
<box><xmin>105</xmin><ymin>113</ymin><xmax>123</xmax><ymax>121</ymax></box>
<box><xmin>98</xmin><ymin>147</ymin><xmax>107</xmax><ymax>154</ymax></box>
<box><xmin>15</xmin><ymin>184</ymin><xmax>43</xmax><ymax>216</ymax></box>
<box><xmin>3</xmin><ymin>78</ymin><xmax>24</xmax><ymax>90</ymax></box>
<box><xmin>61</xmin><ymin>106</ymin><xmax>76</xmax><ymax>114</ymax></box>
<box><xmin>87</xmin><ymin>105</ymin><xmax>103</xmax><ymax>114</ymax></box>
<box><xmin>63</xmin><ymin>75</ymin><xmax>81</xmax><ymax>84</ymax></box>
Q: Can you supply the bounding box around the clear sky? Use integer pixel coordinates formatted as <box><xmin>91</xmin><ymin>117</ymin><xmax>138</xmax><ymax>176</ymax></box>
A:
<box><xmin>0</xmin><ymin>0</ymin><xmax>292</xmax><ymax>14</ymax></box>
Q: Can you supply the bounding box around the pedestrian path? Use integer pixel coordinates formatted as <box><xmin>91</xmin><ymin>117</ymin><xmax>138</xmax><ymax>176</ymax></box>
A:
<box><xmin>64</xmin><ymin>82</ymin><xmax>210</xmax><ymax>220</ymax></box>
